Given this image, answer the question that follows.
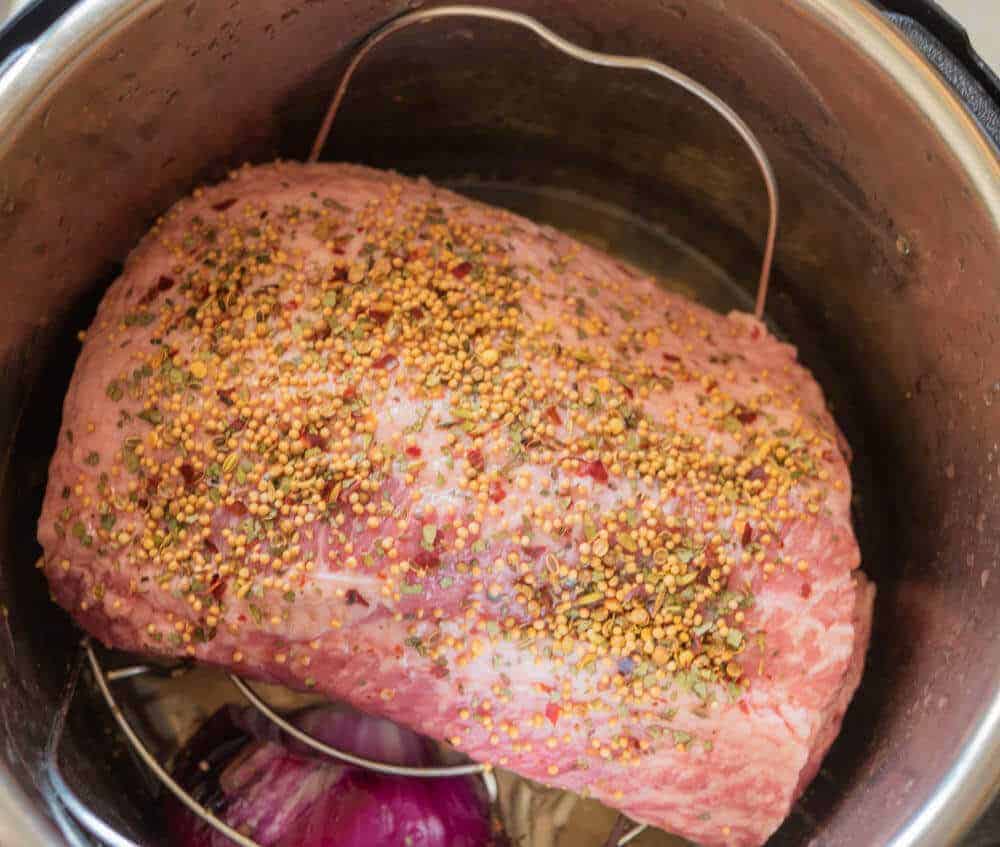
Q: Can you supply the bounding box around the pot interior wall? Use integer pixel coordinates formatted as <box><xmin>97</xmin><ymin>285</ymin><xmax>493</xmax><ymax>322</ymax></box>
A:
<box><xmin>0</xmin><ymin>1</ymin><xmax>997</xmax><ymax>845</ymax></box>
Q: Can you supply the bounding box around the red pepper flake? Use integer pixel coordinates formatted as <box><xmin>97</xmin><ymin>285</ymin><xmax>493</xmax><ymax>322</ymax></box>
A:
<box><xmin>217</xmin><ymin>389</ymin><xmax>235</xmax><ymax>407</ymax></box>
<box><xmin>405</xmin><ymin>445</ymin><xmax>422</xmax><ymax>458</ymax></box>
<box><xmin>545</xmin><ymin>703</ymin><xmax>561</xmax><ymax>726</ymax></box>
<box><xmin>204</xmin><ymin>539</ymin><xmax>219</xmax><ymax>555</ymax></box>
<box><xmin>209</xmin><ymin>574</ymin><xmax>227</xmax><ymax>601</ymax></box>
<box><xmin>622</xmin><ymin>383</ymin><xmax>635</xmax><ymax>399</ymax></box>
<box><xmin>304</xmin><ymin>432</ymin><xmax>327</xmax><ymax>449</ymax></box>
<box><xmin>662</xmin><ymin>352</ymin><xmax>681</xmax><ymax>363</ymax></box>
<box><xmin>741</xmin><ymin>523</ymin><xmax>753</xmax><ymax>547</ymax></box>
<box><xmin>211</xmin><ymin>198</ymin><xmax>238</xmax><ymax>212</ymax></box>
<box><xmin>179</xmin><ymin>464</ymin><xmax>196</xmax><ymax>488</ymax></box>
<box><xmin>342</xmin><ymin>386</ymin><xmax>357</xmax><ymax>401</ymax></box>
<box><xmin>139</xmin><ymin>276</ymin><xmax>174</xmax><ymax>305</ymax></box>
<box><xmin>430</xmin><ymin>663</ymin><xmax>449</xmax><ymax>679</ymax></box>
<box><xmin>800</xmin><ymin>582</ymin><xmax>812</xmax><ymax>599</ymax></box>
<box><xmin>543</xmin><ymin>406</ymin><xmax>563</xmax><ymax>426</ymax></box>
<box><xmin>488</xmin><ymin>480</ymin><xmax>507</xmax><ymax>503</ymax></box>
<box><xmin>451</xmin><ymin>261</ymin><xmax>472</xmax><ymax>279</ymax></box>
<box><xmin>367</xmin><ymin>307</ymin><xmax>392</xmax><ymax>326</ymax></box>
<box><xmin>284</xmin><ymin>301</ymin><xmax>300</xmax><ymax>312</ymax></box>
<box><xmin>408</xmin><ymin>306</ymin><xmax>424</xmax><ymax>320</ymax></box>
<box><xmin>345</xmin><ymin>589</ymin><xmax>369</xmax><ymax>607</ymax></box>
<box><xmin>139</xmin><ymin>274</ymin><xmax>175</xmax><ymax>305</ymax></box>
<box><xmin>747</xmin><ymin>466</ymin><xmax>767</xmax><ymax>482</ymax></box>
<box><xmin>467</xmin><ymin>449</ymin><xmax>485</xmax><ymax>473</ymax></box>
<box><xmin>739</xmin><ymin>700</ymin><xmax>751</xmax><ymax>715</ymax></box>
<box><xmin>736</xmin><ymin>408</ymin><xmax>758</xmax><ymax>425</ymax></box>
<box><xmin>414</xmin><ymin>550</ymin><xmax>442</xmax><ymax>569</ymax></box>
<box><xmin>579</xmin><ymin>459</ymin><xmax>609</xmax><ymax>484</ymax></box>
<box><xmin>230</xmin><ymin>417</ymin><xmax>247</xmax><ymax>433</ymax></box>
<box><xmin>750</xmin><ymin>325</ymin><xmax>761</xmax><ymax>341</ymax></box>
<box><xmin>372</xmin><ymin>352</ymin><xmax>399</xmax><ymax>370</ymax></box>
<box><xmin>226</xmin><ymin>501</ymin><xmax>248</xmax><ymax>517</ymax></box>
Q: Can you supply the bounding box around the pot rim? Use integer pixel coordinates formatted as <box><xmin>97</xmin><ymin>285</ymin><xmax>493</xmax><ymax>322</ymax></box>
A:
<box><xmin>0</xmin><ymin>1</ymin><xmax>996</xmax><ymax>845</ymax></box>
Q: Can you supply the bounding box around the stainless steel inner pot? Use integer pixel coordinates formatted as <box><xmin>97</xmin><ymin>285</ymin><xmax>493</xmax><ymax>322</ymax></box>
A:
<box><xmin>0</xmin><ymin>1</ymin><xmax>997</xmax><ymax>845</ymax></box>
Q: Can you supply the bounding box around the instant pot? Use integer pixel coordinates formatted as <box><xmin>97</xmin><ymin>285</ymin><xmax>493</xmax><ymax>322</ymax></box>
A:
<box><xmin>0</xmin><ymin>1</ymin><xmax>997</xmax><ymax>845</ymax></box>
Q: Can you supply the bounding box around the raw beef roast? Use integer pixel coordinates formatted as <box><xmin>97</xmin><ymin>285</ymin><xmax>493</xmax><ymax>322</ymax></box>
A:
<box><xmin>38</xmin><ymin>162</ymin><xmax>873</xmax><ymax>847</ymax></box>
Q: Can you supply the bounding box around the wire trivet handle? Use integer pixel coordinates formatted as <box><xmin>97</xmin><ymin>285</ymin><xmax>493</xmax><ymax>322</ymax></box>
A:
<box><xmin>308</xmin><ymin>3</ymin><xmax>779</xmax><ymax>319</ymax></box>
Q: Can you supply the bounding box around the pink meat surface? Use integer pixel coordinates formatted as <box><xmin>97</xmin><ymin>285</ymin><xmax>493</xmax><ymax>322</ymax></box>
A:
<box><xmin>38</xmin><ymin>162</ymin><xmax>873</xmax><ymax>847</ymax></box>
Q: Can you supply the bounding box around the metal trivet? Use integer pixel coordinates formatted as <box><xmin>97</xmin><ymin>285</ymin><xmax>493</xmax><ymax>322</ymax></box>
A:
<box><xmin>46</xmin><ymin>5</ymin><xmax>781</xmax><ymax>846</ymax></box>
<box><xmin>308</xmin><ymin>4</ymin><xmax>778</xmax><ymax>319</ymax></box>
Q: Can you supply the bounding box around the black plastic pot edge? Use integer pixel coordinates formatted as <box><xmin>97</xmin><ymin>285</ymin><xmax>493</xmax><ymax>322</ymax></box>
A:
<box><xmin>877</xmin><ymin>1</ymin><xmax>1000</xmax><ymax>147</ymax></box>
<box><xmin>878</xmin><ymin>0</ymin><xmax>1000</xmax><ymax>105</ymax></box>
<box><xmin>0</xmin><ymin>0</ymin><xmax>69</xmax><ymax>64</ymax></box>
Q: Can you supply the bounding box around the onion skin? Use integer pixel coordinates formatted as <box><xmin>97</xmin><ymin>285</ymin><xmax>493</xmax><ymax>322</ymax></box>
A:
<box><xmin>166</xmin><ymin>705</ymin><xmax>501</xmax><ymax>847</ymax></box>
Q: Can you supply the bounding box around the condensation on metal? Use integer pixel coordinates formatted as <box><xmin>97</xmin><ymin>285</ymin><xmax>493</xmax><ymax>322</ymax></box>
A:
<box><xmin>308</xmin><ymin>3</ymin><xmax>779</xmax><ymax>319</ymax></box>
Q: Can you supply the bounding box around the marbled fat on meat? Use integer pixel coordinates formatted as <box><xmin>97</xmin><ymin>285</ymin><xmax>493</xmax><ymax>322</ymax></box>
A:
<box><xmin>38</xmin><ymin>162</ymin><xmax>874</xmax><ymax>847</ymax></box>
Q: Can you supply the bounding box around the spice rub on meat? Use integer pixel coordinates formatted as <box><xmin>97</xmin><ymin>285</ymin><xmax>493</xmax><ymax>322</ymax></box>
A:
<box><xmin>39</xmin><ymin>162</ymin><xmax>874</xmax><ymax>847</ymax></box>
